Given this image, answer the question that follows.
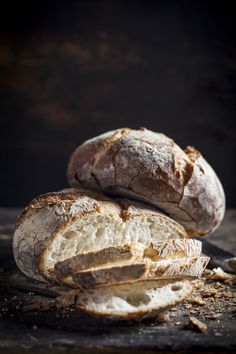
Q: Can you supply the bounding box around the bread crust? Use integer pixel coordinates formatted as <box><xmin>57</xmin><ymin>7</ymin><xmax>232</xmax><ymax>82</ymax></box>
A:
<box><xmin>13</xmin><ymin>188</ymin><xmax>187</xmax><ymax>282</ymax></box>
<box><xmin>67</xmin><ymin>128</ymin><xmax>225</xmax><ymax>236</ymax></box>
<box><xmin>13</xmin><ymin>188</ymin><xmax>104</xmax><ymax>282</ymax></box>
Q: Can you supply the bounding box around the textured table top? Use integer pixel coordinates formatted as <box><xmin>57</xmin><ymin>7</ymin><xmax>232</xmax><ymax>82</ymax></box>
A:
<box><xmin>0</xmin><ymin>208</ymin><xmax>235</xmax><ymax>354</ymax></box>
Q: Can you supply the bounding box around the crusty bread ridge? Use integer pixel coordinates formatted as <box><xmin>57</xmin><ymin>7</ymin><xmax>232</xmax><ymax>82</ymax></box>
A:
<box><xmin>13</xmin><ymin>188</ymin><xmax>187</xmax><ymax>282</ymax></box>
<box><xmin>67</xmin><ymin>128</ymin><xmax>225</xmax><ymax>236</ymax></box>
<box><xmin>76</xmin><ymin>279</ymin><xmax>192</xmax><ymax>321</ymax></box>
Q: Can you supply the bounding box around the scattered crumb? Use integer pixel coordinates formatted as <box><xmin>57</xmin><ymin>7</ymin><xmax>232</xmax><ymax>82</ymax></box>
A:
<box><xmin>228</xmin><ymin>258</ymin><xmax>236</xmax><ymax>272</ymax></box>
<box><xmin>191</xmin><ymin>279</ymin><xmax>206</xmax><ymax>292</ymax></box>
<box><xmin>225</xmin><ymin>278</ymin><xmax>236</xmax><ymax>287</ymax></box>
<box><xmin>205</xmin><ymin>313</ymin><xmax>221</xmax><ymax>320</ymax></box>
<box><xmin>186</xmin><ymin>296</ymin><xmax>206</xmax><ymax>305</ymax></box>
<box><xmin>184</xmin><ymin>303</ymin><xmax>192</xmax><ymax>309</ymax></box>
<box><xmin>213</xmin><ymin>331</ymin><xmax>223</xmax><ymax>336</ymax></box>
<box><xmin>205</xmin><ymin>267</ymin><xmax>236</xmax><ymax>282</ymax></box>
<box><xmin>22</xmin><ymin>304</ymin><xmax>40</xmax><ymax>312</ymax></box>
<box><xmin>201</xmin><ymin>287</ymin><xmax>217</xmax><ymax>298</ymax></box>
<box><xmin>156</xmin><ymin>313</ymin><xmax>170</xmax><ymax>322</ymax></box>
<box><xmin>22</xmin><ymin>299</ymin><xmax>53</xmax><ymax>312</ymax></box>
<box><xmin>186</xmin><ymin>316</ymin><xmax>208</xmax><ymax>333</ymax></box>
<box><xmin>55</xmin><ymin>290</ymin><xmax>78</xmax><ymax>309</ymax></box>
<box><xmin>202</xmin><ymin>269</ymin><xmax>213</xmax><ymax>277</ymax></box>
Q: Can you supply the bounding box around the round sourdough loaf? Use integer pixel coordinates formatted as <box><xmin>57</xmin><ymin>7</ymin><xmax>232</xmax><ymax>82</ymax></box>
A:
<box><xmin>13</xmin><ymin>188</ymin><xmax>187</xmax><ymax>282</ymax></box>
<box><xmin>67</xmin><ymin>128</ymin><xmax>225</xmax><ymax>236</ymax></box>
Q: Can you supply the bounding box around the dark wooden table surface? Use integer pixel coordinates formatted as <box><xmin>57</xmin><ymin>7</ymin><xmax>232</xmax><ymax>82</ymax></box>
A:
<box><xmin>0</xmin><ymin>208</ymin><xmax>235</xmax><ymax>354</ymax></box>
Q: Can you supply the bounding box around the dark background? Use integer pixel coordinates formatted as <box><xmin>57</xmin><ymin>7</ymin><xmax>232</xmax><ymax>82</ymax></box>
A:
<box><xmin>0</xmin><ymin>0</ymin><xmax>235</xmax><ymax>207</ymax></box>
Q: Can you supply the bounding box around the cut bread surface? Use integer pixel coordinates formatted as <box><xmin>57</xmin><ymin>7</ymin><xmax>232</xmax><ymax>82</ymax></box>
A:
<box><xmin>71</xmin><ymin>256</ymin><xmax>209</xmax><ymax>288</ymax></box>
<box><xmin>54</xmin><ymin>244</ymin><xmax>144</xmax><ymax>277</ymax></box>
<box><xmin>76</xmin><ymin>279</ymin><xmax>192</xmax><ymax>320</ymax></box>
<box><xmin>41</xmin><ymin>199</ymin><xmax>187</xmax><ymax>281</ymax></box>
<box><xmin>13</xmin><ymin>189</ymin><xmax>187</xmax><ymax>282</ymax></box>
<box><xmin>54</xmin><ymin>239</ymin><xmax>202</xmax><ymax>279</ymax></box>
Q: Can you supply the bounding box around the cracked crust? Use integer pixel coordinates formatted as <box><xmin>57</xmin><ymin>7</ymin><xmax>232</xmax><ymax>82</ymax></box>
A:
<box><xmin>13</xmin><ymin>188</ymin><xmax>105</xmax><ymax>282</ymax></box>
<box><xmin>13</xmin><ymin>188</ymin><xmax>187</xmax><ymax>282</ymax></box>
<box><xmin>71</xmin><ymin>256</ymin><xmax>209</xmax><ymax>289</ymax></box>
<box><xmin>67</xmin><ymin>128</ymin><xmax>225</xmax><ymax>236</ymax></box>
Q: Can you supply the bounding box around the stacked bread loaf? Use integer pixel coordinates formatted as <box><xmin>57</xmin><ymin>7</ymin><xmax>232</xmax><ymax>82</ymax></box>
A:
<box><xmin>13</xmin><ymin>128</ymin><xmax>225</xmax><ymax>320</ymax></box>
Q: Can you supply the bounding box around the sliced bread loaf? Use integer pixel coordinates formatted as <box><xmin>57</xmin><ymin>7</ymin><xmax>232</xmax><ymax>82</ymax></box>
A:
<box><xmin>13</xmin><ymin>188</ymin><xmax>187</xmax><ymax>282</ymax></box>
<box><xmin>76</xmin><ymin>279</ymin><xmax>192</xmax><ymax>320</ymax></box>
<box><xmin>69</xmin><ymin>256</ymin><xmax>209</xmax><ymax>288</ymax></box>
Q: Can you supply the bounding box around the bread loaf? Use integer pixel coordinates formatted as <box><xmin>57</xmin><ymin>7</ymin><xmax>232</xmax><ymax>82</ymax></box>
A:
<box><xmin>13</xmin><ymin>188</ymin><xmax>187</xmax><ymax>282</ymax></box>
<box><xmin>76</xmin><ymin>279</ymin><xmax>192</xmax><ymax>320</ymax></box>
<box><xmin>13</xmin><ymin>127</ymin><xmax>222</xmax><ymax>320</ymax></box>
<box><xmin>67</xmin><ymin>128</ymin><xmax>225</xmax><ymax>236</ymax></box>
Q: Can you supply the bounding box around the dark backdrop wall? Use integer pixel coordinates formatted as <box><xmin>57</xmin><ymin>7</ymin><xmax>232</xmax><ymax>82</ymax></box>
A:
<box><xmin>0</xmin><ymin>0</ymin><xmax>235</xmax><ymax>207</ymax></box>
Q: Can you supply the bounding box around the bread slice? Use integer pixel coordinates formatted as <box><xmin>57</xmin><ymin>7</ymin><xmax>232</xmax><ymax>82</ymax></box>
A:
<box><xmin>54</xmin><ymin>239</ymin><xmax>202</xmax><ymax>279</ymax></box>
<box><xmin>13</xmin><ymin>189</ymin><xmax>187</xmax><ymax>282</ymax></box>
<box><xmin>69</xmin><ymin>256</ymin><xmax>209</xmax><ymax>289</ymax></box>
<box><xmin>54</xmin><ymin>244</ymin><xmax>143</xmax><ymax>278</ymax></box>
<box><xmin>76</xmin><ymin>279</ymin><xmax>192</xmax><ymax>320</ymax></box>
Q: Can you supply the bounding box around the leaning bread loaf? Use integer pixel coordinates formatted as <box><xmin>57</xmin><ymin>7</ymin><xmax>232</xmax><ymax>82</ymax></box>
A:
<box><xmin>76</xmin><ymin>279</ymin><xmax>192</xmax><ymax>321</ymax></box>
<box><xmin>67</xmin><ymin>128</ymin><xmax>225</xmax><ymax>236</ymax></box>
<box><xmin>13</xmin><ymin>188</ymin><xmax>187</xmax><ymax>283</ymax></box>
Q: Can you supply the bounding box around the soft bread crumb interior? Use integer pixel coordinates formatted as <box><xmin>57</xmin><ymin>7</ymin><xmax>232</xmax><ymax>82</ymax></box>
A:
<box><xmin>45</xmin><ymin>211</ymin><xmax>185</xmax><ymax>274</ymax></box>
<box><xmin>78</xmin><ymin>280</ymin><xmax>190</xmax><ymax>314</ymax></box>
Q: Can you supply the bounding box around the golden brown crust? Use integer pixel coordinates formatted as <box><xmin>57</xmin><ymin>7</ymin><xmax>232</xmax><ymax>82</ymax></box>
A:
<box><xmin>13</xmin><ymin>188</ymin><xmax>187</xmax><ymax>282</ymax></box>
<box><xmin>13</xmin><ymin>188</ymin><xmax>107</xmax><ymax>282</ymax></box>
<box><xmin>67</xmin><ymin>128</ymin><xmax>225</xmax><ymax>236</ymax></box>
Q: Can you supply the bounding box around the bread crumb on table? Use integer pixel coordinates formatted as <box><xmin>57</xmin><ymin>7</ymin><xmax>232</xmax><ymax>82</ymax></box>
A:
<box><xmin>186</xmin><ymin>295</ymin><xmax>206</xmax><ymax>305</ymax></box>
<box><xmin>205</xmin><ymin>267</ymin><xmax>236</xmax><ymax>282</ymax></box>
<box><xmin>186</xmin><ymin>316</ymin><xmax>208</xmax><ymax>333</ymax></box>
